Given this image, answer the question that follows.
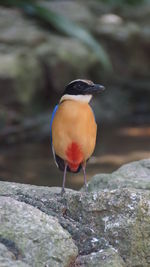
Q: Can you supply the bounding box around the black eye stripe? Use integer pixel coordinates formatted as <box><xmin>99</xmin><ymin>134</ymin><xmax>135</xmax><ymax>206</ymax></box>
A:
<box><xmin>63</xmin><ymin>80</ymin><xmax>94</xmax><ymax>96</ymax></box>
<box><xmin>73</xmin><ymin>82</ymin><xmax>84</xmax><ymax>87</ymax></box>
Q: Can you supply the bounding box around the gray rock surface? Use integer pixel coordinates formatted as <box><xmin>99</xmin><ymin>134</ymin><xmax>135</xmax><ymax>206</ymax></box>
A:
<box><xmin>1</xmin><ymin>1</ymin><xmax>150</xmax><ymax>144</ymax></box>
<box><xmin>40</xmin><ymin>0</ymin><xmax>94</xmax><ymax>26</ymax></box>
<box><xmin>0</xmin><ymin>196</ymin><xmax>78</xmax><ymax>267</ymax></box>
<box><xmin>86</xmin><ymin>159</ymin><xmax>150</xmax><ymax>192</ymax></box>
<box><xmin>0</xmin><ymin>5</ymin><xmax>100</xmax><ymax>144</ymax></box>
<box><xmin>1</xmin><ymin>158</ymin><xmax>150</xmax><ymax>267</ymax></box>
<box><xmin>0</xmin><ymin>7</ymin><xmax>96</xmax><ymax>108</ymax></box>
<box><xmin>75</xmin><ymin>248</ymin><xmax>125</xmax><ymax>267</ymax></box>
<box><xmin>0</xmin><ymin>243</ymin><xmax>29</xmax><ymax>267</ymax></box>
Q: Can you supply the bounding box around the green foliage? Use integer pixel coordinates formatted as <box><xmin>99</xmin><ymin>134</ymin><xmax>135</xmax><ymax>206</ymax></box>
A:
<box><xmin>0</xmin><ymin>0</ymin><xmax>112</xmax><ymax>70</ymax></box>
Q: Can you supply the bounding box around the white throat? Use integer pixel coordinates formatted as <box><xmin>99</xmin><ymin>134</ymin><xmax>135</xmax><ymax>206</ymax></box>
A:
<box><xmin>60</xmin><ymin>94</ymin><xmax>92</xmax><ymax>103</ymax></box>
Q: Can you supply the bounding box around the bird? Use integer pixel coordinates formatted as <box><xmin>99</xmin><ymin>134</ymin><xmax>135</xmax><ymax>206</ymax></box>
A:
<box><xmin>50</xmin><ymin>79</ymin><xmax>105</xmax><ymax>195</ymax></box>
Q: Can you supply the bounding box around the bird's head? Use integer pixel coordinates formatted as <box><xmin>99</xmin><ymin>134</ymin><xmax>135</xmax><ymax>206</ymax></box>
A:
<box><xmin>60</xmin><ymin>79</ymin><xmax>105</xmax><ymax>103</ymax></box>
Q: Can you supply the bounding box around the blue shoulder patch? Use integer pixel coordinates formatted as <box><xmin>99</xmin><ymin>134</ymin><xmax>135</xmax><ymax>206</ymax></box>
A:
<box><xmin>50</xmin><ymin>104</ymin><xmax>59</xmax><ymax>145</ymax></box>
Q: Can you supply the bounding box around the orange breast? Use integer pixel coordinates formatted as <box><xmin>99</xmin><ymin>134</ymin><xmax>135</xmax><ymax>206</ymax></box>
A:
<box><xmin>52</xmin><ymin>100</ymin><xmax>97</xmax><ymax>169</ymax></box>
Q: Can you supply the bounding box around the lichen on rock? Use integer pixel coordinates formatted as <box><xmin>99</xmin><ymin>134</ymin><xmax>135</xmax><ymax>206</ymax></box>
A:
<box><xmin>0</xmin><ymin>159</ymin><xmax>150</xmax><ymax>266</ymax></box>
<box><xmin>0</xmin><ymin>195</ymin><xmax>78</xmax><ymax>267</ymax></box>
<box><xmin>86</xmin><ymin>159</ymin><xmax>150</xmax><ymax>192</ymax></box>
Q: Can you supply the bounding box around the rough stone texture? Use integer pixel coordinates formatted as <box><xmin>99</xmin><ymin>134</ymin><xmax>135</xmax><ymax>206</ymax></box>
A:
<box><xmin>1</xmin><ymin>159</ymin><xmax>150</xmax><ymax>266</ymax></box>
<box><xmin>0</xmin><ymin>196</ymin><xmax>78</xmax><ymax>267</ymax></box>
<box><xmin>86</xmin><ymin>159</ymin><xmax>150</xmax><ymax>192</ymax></box>
<box><xmin>75</xmin><ymin>249</ymin><xmax>125</xmax><ymax>267</ymax></box>
<box><xmin>0</xmin><ymin>243</ymin><xmax>29</xmax><ymax>267</ymax></box>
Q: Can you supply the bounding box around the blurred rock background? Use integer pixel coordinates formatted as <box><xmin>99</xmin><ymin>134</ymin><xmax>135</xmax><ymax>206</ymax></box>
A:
<box><xmin>0</xmin><ymin>0</ymin><xmax>150</xmax><ymax>189</ymax></box>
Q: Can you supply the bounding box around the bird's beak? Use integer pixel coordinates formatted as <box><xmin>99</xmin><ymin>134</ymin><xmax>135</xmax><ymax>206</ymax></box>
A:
<box><xmin>85</xmin><ymin>84</ymin><xmax>105</xmax><ymax>94</ymax></box>
<box><xmin>93</xmin><ymin>84</ymin><xmax>105</xmax><ymax>92</ymax></box>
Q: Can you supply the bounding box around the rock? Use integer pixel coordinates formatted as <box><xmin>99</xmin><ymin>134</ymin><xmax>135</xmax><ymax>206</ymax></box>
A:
<box><xmin>86</xmin><ymin>159</ymin><xmax>150</xmax><ymax>192</ymax></box>
<box><xmin>1</xmin><ymin>1</ymin><xmax>150</xmax><ymax>143</ymax></box>
<box><xmin>75</xmin><ymin>248</ymin><xmax>125</xmax><ymax>267</ymax></box>
<box><xmin>0</xmin><ymin>243</ymin><xmax>29</xmax><ymax>267</ymax></box>
<box><xmin>39</xmin><ymin>0</ymin><xmax>94</xmax><ymax>27</ymax></box>
<box><xmin>0</xmin><ymin>172</ymin><xmax>150</xmax><ymax>266</ymax></box>
<box><xmin>95</xmin><ymin>9</ymin><xmax>150</xmax><ymax>79</ymax></box>
<box><xmin>35</xmin><ymin>35</ymin><xmax>96</xmax><ymax>94</ymax></box>
<box><xmin>0</xmin><ymin>5</ymin><xmax>100</xmax><ymax>143</ymax></box>
<box><xmin>0</xmin><ymin>8</ymin><xmax>45</xmax><ymax>107</ymax></box>
<box><xmin>0</xmin><ymin>48</ymin><xmax>43</xmax><ymax>107</ymax></box>
<box><xmin>0</xmin><ymin>196</ymin><xmax>78</xmax><ymax>267</ymax></box>
<box><xmin>0</xmin><ymin>7</ymin><xmax>97</xmax><ymax>109</ymax></box>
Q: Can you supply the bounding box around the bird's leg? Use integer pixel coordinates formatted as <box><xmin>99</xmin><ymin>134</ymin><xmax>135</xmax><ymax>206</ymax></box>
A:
<box><xmin>61</xmin><ymin>162</ymin><xmax>67</xmax><ymax>196</ymax></box>
<box><xmin>82</xmin><ymin>163</ymin><xmax>88</xmax><ymax>192</ymax></box>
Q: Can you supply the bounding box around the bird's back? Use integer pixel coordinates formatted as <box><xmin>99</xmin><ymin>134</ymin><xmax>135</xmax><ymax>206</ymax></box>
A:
<box><xmin>52</xmin><ymin>100</ymin><xmax>97</xmax><ymax>171</ymax></box>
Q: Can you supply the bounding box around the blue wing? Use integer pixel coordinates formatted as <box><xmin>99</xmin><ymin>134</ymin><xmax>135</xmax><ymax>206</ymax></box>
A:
<box><xmin>50</xmin><ymin>104</ymin><xmax>59</xmax><ymax>145</ymax></box>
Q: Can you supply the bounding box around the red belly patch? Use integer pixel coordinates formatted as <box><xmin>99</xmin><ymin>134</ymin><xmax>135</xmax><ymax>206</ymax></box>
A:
<box><xmin>66</xmin><ymin>142</ymin><xmax>83</xmax><ymax>171</ymax></box>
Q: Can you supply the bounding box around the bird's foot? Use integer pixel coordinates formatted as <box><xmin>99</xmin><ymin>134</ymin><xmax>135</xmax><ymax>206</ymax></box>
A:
<box><xmin>60</xmin><ymin>188</ymin><xmax>65</xmax><ymax>196</ymax></box>
<box><xmin>84</xmin><ymin>183</ymin><xmax>88</xmax><ymax>193</ymax></box>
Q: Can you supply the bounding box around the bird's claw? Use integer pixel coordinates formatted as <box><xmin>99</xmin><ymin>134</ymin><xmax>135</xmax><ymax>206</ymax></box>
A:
<box><xmin>61</xmin><ymin>188</ymin><xmax>65</xmax><ymax>196</ymax></box>
<box><xmin>84</xmin><ymin>183</ymin><xmax>88</xmax><ymax>193</ymax></box>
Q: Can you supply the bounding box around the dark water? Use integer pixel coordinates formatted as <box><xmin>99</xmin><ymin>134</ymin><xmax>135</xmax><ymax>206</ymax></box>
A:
<box><xmin>0</xmin><ymin>124</ymin><xmax>150</xmax><ymax>190</ymax></box>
